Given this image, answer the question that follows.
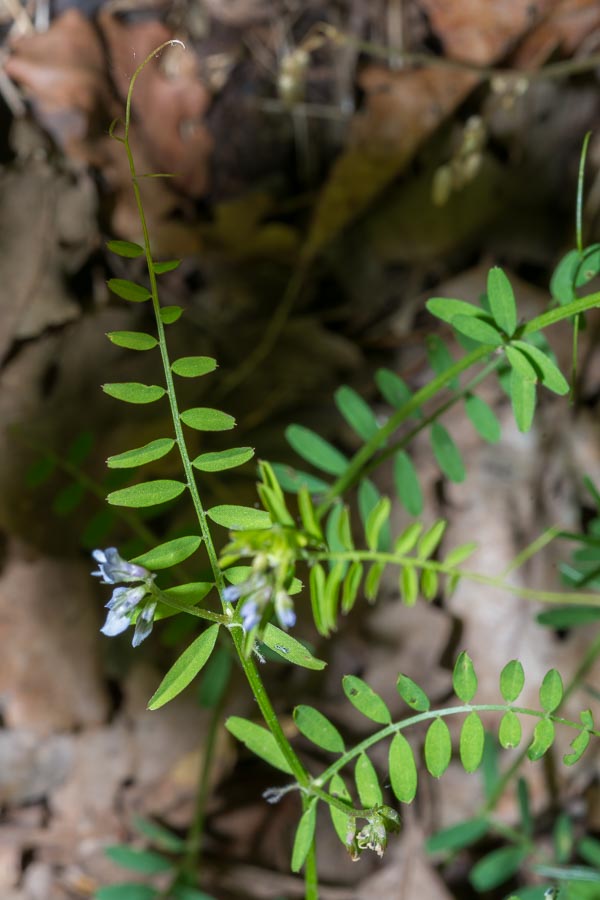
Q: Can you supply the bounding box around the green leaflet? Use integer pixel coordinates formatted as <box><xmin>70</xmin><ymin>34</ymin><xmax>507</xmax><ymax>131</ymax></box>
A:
<box><xmin>131</xmin><ymin>535</ymin><xmax>202</xmax><ymax>570</ymax></box>
<box><xmin>364</xmin><ymin>561</ymin><xmax>385</xmax><ymax>601</ymax></box>
<box><xmin>470</xmin><ymin>844</ymin><xmax>527</xmax><ymax>891</ymax></box>
<box><xmin>500</xmin><ymin>659</ymin><xmax>525</xmax><ymax>702</ymax></box>
<box><xmin>107</xmin><ymin>438</ymin><xmax>175</xmax><ymax>469</ymax></box>
<box><xmin>487</xmin><ymin>266</ymin><xmax>517</xmax><ymax>336</ymax></box>
<box><xmin>107</xmin><ymin>278</ymin><xmax>151</xmax><ymax>302</ymax></box>
<box><xmin>417</xmin><ymin>519</ymin><xmax>447</xmax><ymax>559</ymax></box>
<box><xmin>291</xmin><ymin>803</ymin><xmax>317</xmax><ymax>873</ymax></box>
<box><xmin>420</xmin><ymin>568</ymin><xmax>438</xmax><ymax>601</ymax></box>
<box><xmin>394</xmin><ymin>522</ymin><xmax>423</xmax><ymax>555</ymax></box>
<box><xmin>148</xmin><ymin>624</ymin><xmax>220</xmax><ymax>710</ymax></box>
<box><xmin>285</xmin><ymin>424</ymin><xmax>349</xmax><ymax>476</ymax></box>
<box><xmin>511</xmin><ymin>340</ymin><xmax>569</xmax><ymax>395</ymax></box>
<box><xmin>365</xmin><ymin>497</ymin><xmax>391</xmax><ymax>552</ymax></box>
<box><xmin>399</xmin><ymin>564</ymin><xmax>418</xmax><ymax>606</ymax></box>
<box><xmin>355</xmin><ymin>752</ymin><xmax>382</xmax><ymax>807</ymax></box>
<box><xmin>397</xmin><ymin>674</ymin><xmax>430</xmax><ymax>711</ymax></box>
<box><xmin>225</xmin><ymin>716</ymin><xmax>293</xmax><ymax>774</ymax></box>
<box><xmin>564</xmin><ymin>729</ymin><xmax>590</xmax><ymax>766</ymax></box>
<box><xmin>106</xmin><ymin>239</ymin><xmax>144</xmax><ymax>258</ymax></box>
<box><xmin>539</xmin><ymin>668</ymin><xmax>564</xmax><ymax>713</ymax></box>
<box><xmin>506</xmin><ymin>345</ymin><xmax>538</xmax><ymax>380</ymax></box>
<box><xmin>103</xmin><ymin>382</ymin><xmax>166</xmax><ymax>404</ymax></box>
<box><xmin>528</xmin><ymin>718</ymin><xmax>555</xmax><ymax>761</ymax></box>
<box><xmin>171</xmin><ymin>356</ymin><xmax>217</xmax><ymax>378</ymax></box>
<box><xmin>426</xmin><ymin>818</ymin><xmax>488</xmax><ymax>853</ymax></box>
<box><xmin>180</xmin><ymin>407</ymin><xmax>236</xmax><ymax>431</ymax></box>
<box><xmin>389</xmin><ymin>732</ymin><xmax>417</xmax><ymax>803</ymax></box>
<box><xmin>430</xmin><ymin>422</ymin><xmax>465</xmax><ymax>483</ymax></box>
<box><xmin>192</xmin><ymin>447</ymin><xmax>255</xmax><ymax>472</ymax></box>
<box><xmin>262</xmin><ymin>624</ymin><xmax>326</xmax><ymax>670</ymax></box>
<box><xmin>451</xmin><ymin>314</ymin><xmax>504</xmax><ymax>346</ymax></box>
<box><xmin>131</xmin><ymin>816</ymin><xmax>185</xmax><ymax>851</ymax></box>
<box><xmin>426</xmin><ymin>334</ymin><xmax>457</xmax><ymax>388</ymax></box>
<box><xmin>334</xmin><ymin>385</ymin><xmax>379</xmax><ymax>440</ymax></box>
<box><xmin>393</xmin><ymin>450</ymin><xmax>423</xmax><ymax>516</ymax></box>
<box><xmin>424</xmin><ymin>717</ymin><xmax>452</xmax><ymax>778</ymax></box>
<box><xmin>158</xmin><ymin>582</ymin><xmax>213</xmax><ymax>618</ymax></box>
<box><xmin>537</xmin><ymin>607</ymin><xmax>600</xmax><ymax>628</ymax></box>
<box><xmin>160</xmin><ymin>305</ymin><xmax>183</xmax><ymax>324</ymax></box>
<box><xmin>153</xmin><ymin>259</ymin><xmax>181</xmax><ymax>274</ymax></box>
<box><xmin>375</xmin><ymin>368</ymin><xmax>415</xmax><ymax>411</ymax></box>
<box><xmin>551</xmin><ymin>249</ymin><xmax>578</xmax><ymax>304</ymax></box>
<box><xmin>341</xmin><ymin>561</ymin><xmax>363</xmax><ymax>613</ymax></box>
<box><xmin>499</xmin><ymin>710</ymin><xmax>522</xmax><ymax>749</ymax></box>
<box><xmin>453</xmin><ymin>651</ymin><xmax>478</xmax><ymax>703</ymax></box>
<box><xmin>510</xmin><ymin>369</ymin><xmax>537</xmax><ymax>433</ymax></box>
<box><xmin>293</xmin><ymin>705</ymin><xmax>345</xmax><ymax>753</ymax></box>
<box><xmin>342</xmin><ymin>675</ymin><xmax>391</xmax><ymax>724</ymax></box>
<box><xmin>207</xmin><ymin>504</ymin><xmax>271</xmax><ymax>530</ymax></box>
<box><xmin>329</xmin><ymin>774</ymin><xmax>353</xmax><ymax>848</ymax></box>
<box><xmin>426</xmin><ymin>297</ymin><xmax>487</xmax><ymax>325</ymax></box>
<box><xmin>464</xmin><ymin>394</ymin><xmax>501</xmax><ymax>443</ymax></box>
<box><xmin>358</xmin><ymin>479</ymin><xmax>391</xmax><ymax>550</ymax></box>
<box><xmin>107</xmin><ymin>479</ymin><xmax>186</xmax><ymax>508</ymax></box>
<box><xmin>105</xmin><ymin>845</ymin><xmax>173</xmax><ymax>874</ymax></box>
<box><xmin>443</xmin><ymin>541</ymin><xmax>477</xmax><ymax>568</ymax></box>
<box><xmin>107</xmin><ymin>331</ymin><xmax>158</xmax><ymax>351</ymax></box>
<box><xmin>460</xmin><ymin>712</ymin><xmax>484</xmax><ymax>773</ymax></box>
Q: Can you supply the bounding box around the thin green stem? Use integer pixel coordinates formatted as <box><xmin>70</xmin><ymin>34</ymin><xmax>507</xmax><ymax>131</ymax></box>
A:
<box><xmin>312</xmin><ymin>549</ymin><xmax>600</xmax><ymax>607</ymax></box>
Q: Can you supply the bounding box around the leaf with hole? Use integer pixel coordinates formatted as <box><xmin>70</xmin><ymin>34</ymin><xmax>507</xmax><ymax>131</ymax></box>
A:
<box><xmin>453</xmin><ymin>651</ymin><xmax>477</xmax><ymax>702</ymax></box>
<box><xmin>355</xmin><ymin>752</ymin><xmax>382</xmax><ymax>806</ymax></box>
<box><xmin>293</xmin><ymin>705</ymin><xmax>345</xmax><ymax>753</ymax></box>
<box><xmin>425</xmin><ymin>718</ymin><xmax>452</xmax><ymax>778</ymax></box>
<box><xmin>500</xmin><ymin>660</ymin><xmax>525</xmax><ymax>702</ymax></box>
<box><xmin>397</xmin><ymin>674</ymin><xmax>430</xmax><ymax>711</ymax></box>
<box><xmin>171</xmin><ymin>356</ymin><xmax>217</xmax><ymax>378</ymax></box>
<box><xmin>131</xmin><ymin>535</ymin><xmax>201</xmax><ymax>570</ymax></box>
<box><xmin>180</xmin><ymin>408</ymin><xmax>235</xmax><ymax>431</ymax></box>
<box><xmin>106</xmin><ymin>239</ymin><xmax>144</xmax><ymax>258</ymax></box>
<box><xmin>286</xmin><ymin>425</ymin><xmax>348</xmax><ymax>475</ymax></box>
<box><xmin>389</xmin><ymin>732</ymin><xmax>417</xmax><ymax>803</ymax></box>
<box><xmin>539</xmin><ymin>668</ymin><xmax>563</xmax><ymax>713</ymax></box>
<box><xmin>291</xmin><ymin>803</ymin><xmax>317</xmax><ymax>873</ymax></box>
<box><xmin>107</xmin><ymin>331</ymin><xmax>158</xmax><ymax>351</ymax></box>
<box><xmin>107</xmin><ymin>480</ymin><xmax>186</xmax><ymax>508</ymax></box>
<box><xmin>103</xmin><ymin>383</ymin><xmax>165</xmax><ymax>404</ymax></box>
<box><xmin>393</xmin><ymin>450</ymin><xmax>423</xmax><ymax>516</ymax></box>
<box><xmin>148</xmin><ymin>624</ymin><xmax>219</xmax><ymax>710</ymax></box>
<box><xmin>342</xmin><ymin>675</ymin><xmax>391</xmax><ymax>724</ymax></box>
<box><xmin>430</xmin><ymin>422</ymin><xmax>465</xmax><ymax>483</ymax></box>
<box><xmin>464</xmin><ymin>394</ymin><xmax>501</xmax><ymax>443</ymax></box>
<box><xmin>499</xmin><ymin>711</ymin><xmax>522</xmax><ymax>749</ymax></box>
<box><xmin>334</xmin><ymin>385</ymin><xmax>379</xmax><ymax>440</ymax></box>
<box><xmin>107</xmin><ymin>278</ymin><xmax>151</xmax><ymax>302</ymax></box>
<box><xmin>192</xmin><ymin>447</ymin><xmax>255</xmax><ymax>472</ymax></box>
<box><xmin>226</xmin><ymin>716</ymin><xmax>293</xmax><ymax>773</ymax></box>
<box><xmin>528</xmin><ymin>718</ymin><xmax>555</xmax><ymax>761</ymax></box>
<box><xmin>460</xmin><ymin>712</ymin><xmax>484</xmax><ymax>773</ymax></box>
<box><xmin>107</xmin><ymin>438</ymin><xmax>175</xmax><ymax>469</ymax></box>
<box><xmin>262</xmin><ymin>625</ymin><xmax>326</xmax><ymax>670</ymax></box>
<box><xmin>207</xmin><ymin>505</ymin><xmax>271</xmax><ymax>530</ymax></box>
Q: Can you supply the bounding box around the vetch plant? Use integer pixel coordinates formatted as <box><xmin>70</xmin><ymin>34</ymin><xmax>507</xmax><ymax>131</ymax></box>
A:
<box><xmin>91</xmin><ymin>43</ymin><xmax>600</xmax><ymax>900</ymax></box>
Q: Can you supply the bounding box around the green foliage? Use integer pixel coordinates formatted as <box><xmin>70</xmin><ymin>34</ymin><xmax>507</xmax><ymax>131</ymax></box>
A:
<box><xmin>147</xmin><ymin>624</ymin><xmax>220</xmax><ymax>710</ymax></box>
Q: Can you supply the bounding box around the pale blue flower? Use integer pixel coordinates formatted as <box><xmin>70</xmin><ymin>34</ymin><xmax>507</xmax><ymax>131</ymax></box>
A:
<box><xmin>92</xmin><ymin>547</ymin><xmax>149</xmax><ymax>584</ymax></box>
<box><xmin>93</xmin><ymin>548</ymin><xmax>156</xmax><ymax>646</ymax></box>
<box><xmin>223</xmin><ymin>572</ymin><xmax>296</xmax><ymax>633</ymax></box>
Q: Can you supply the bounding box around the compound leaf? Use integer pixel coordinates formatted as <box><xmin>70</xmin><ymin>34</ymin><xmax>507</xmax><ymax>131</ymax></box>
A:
<box><xmin>131</xmin><ymin>535</ymin><xmax>202</xmax><ymax>570</ymax></box>
<box><xmin>171</xmin><ymin>356</ymin><xmax>217</xmax><ymax>378</ymax></box>
<box><xmin>107</xmin><ymin>479</ymin><xmax>186</xmax><ymax>508</ymax></box>
<box><xmin>342</xmin><ymin>675</ymin><xmax>391</xmax><ymax>724</ymax></box>
<box><xmin>226</xmin><ymin>716</ymin><xmax>293</xmax><ymax>774</ymax></box>
<box><xmin>389</xmin><ymin>733</ymin><xmax>417</xmax><ymax>803</ymax></box>
<box><xmin>294</xmin><ymin>705</ymin><xmax>345</xmax><ymax>753</ymax></box>
<box><xmin>103</xmin><ymin>383</ymin><xmax>165</xmax><ymax>404</ymax></box>
<box><xmin>148</xmin><ymin>624</ymin><xmax>220</xmax><ymax>710</ymax></box>
<box><xmin>180</xmin><ymin>408</ymin><xmax>235</xmax><ymax>431</ymax></box>
<box><xmin>424</xmin><ymin>717</ymin><xmax>452</xmax><ymax>778</ymax></box>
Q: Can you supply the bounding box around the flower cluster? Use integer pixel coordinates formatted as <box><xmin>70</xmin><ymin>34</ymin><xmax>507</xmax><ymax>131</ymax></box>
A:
<box><xmin>223</xmin><ymin>552</ymin><xmax>296</xmax><ymax>633</ymax></box>
<box><xmin>92</xmin><ymin>548</ymin><xmax>157</xmax><ymax>647</ymax></box>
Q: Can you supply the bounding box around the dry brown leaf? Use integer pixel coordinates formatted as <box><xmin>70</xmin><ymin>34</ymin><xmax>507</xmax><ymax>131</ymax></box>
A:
<box><xmin>512</xmin><ymin>0</ymin><xmax>600</xmax><ymax>67</ymax></box>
